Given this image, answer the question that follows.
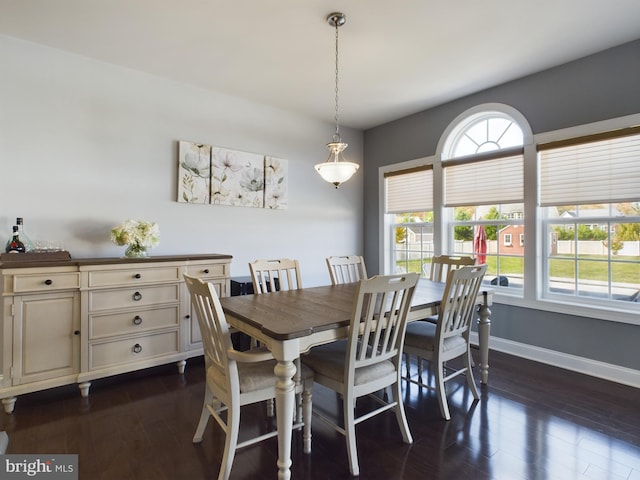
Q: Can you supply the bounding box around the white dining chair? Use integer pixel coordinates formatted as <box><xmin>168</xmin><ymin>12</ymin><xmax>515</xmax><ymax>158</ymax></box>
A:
<box><xmin>409</xmin><ymin>254</ymin><xmax>477</xmax><ymax>380</ymax></box>
<box><xmin>424</xmin><ymin>254</ymin><xmax>477</xmax><ymax>283</ymax></box>
<box><xmin>326</xmin><ymin>255</ymin><xmax>368</xmax><ymax>285</ymax></box>
<box><xmin>249</xmin><ymin>258</ymin><xmax>302</xmax><ymax>293</ymax></box>
<box><xmin>0</xmin><ymin>431</ymin><xmax>8</xmax><ymax>454</ymax></box>
<box><xmin>302</xmin><ymin>273</ymin><xmax>419</xmax><ymax>476</ymax></box>
<box><xmin>403</xmin><ymin>264</ymin><xmax>487</xmax><ymax>420</ymax></box>
<box><xmin>184</xmin><ymin>274</ymin><xmax>313</xmax><ymax>480</ymax></box>
<box><xmin>248</xmin><ymin>258</ymin><xmax>304</xmax><ymax>417</ymax></box>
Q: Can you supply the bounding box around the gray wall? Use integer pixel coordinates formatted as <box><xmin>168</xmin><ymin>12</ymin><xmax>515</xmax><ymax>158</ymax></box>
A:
<box><xmin>363</xmin><ymin>40</ymin><xmax>640</xmax><ymax>373</ymax></box>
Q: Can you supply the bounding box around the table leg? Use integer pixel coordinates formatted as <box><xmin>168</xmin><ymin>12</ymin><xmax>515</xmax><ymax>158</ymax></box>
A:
<box><xmin>274</xmin><ymin>358</ymin><xmax>296</xmax><ymax>480</ymax></box>
<box><xmin>477</xmin><ymin>300</ymin><xmax>492</xmax><ymax>384</ymax></box>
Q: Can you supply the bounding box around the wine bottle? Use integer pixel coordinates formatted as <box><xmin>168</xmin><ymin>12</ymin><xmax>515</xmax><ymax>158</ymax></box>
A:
<box><xmin>16</xmin><ymin>218</ymin><xmax>33</xmax><ymax>252</ymax></box>
<box><xmin>5</xmin><ymin>226</ymin><xmax>26</xmax><ymax>253</ymax></box>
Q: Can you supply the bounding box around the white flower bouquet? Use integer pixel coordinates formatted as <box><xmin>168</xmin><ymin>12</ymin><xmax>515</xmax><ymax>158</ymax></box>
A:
<box><xmin>111</xmin><ymin>220</ymin><xmax>160</xmax><ymax>258</ymax></box>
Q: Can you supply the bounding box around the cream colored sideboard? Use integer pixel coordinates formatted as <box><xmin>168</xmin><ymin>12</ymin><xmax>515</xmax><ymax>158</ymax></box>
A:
<box><xmin>0</xmin><ymin>254</ymin><xmax>231</xmax><ymax>413</ymax></box>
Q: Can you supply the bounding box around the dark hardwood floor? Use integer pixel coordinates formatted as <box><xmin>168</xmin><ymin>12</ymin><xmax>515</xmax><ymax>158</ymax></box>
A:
<box><xmin>2</xmin><ymin>350</ymin><xmax>639</xmax><ymax>480</ymax></box>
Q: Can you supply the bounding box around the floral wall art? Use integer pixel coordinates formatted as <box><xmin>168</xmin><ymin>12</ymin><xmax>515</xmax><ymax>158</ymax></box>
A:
<box><xmin>178</xmin><ymin>141</ymin><xmax>288</xmax><ymax>209</ymax></box>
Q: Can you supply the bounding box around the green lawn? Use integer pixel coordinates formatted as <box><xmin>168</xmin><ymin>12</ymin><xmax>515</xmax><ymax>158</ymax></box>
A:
<box><xmin>396</xmin><ymin>254</ymin><xmax>639</xmax><ymax>283</ymax></box>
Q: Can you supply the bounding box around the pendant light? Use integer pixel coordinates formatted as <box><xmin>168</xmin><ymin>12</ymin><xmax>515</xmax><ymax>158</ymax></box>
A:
<box><xmin>314</xmin><ymin>12</ymin><xmax>359</xmax><ymax>188</ymax></box>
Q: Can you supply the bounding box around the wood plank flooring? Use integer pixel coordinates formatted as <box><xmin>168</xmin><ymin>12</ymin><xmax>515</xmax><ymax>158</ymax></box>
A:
<box><xmin>2</xmin><ymin>350</ymin><xmax>639</xmax><ymax>479</ymax></box>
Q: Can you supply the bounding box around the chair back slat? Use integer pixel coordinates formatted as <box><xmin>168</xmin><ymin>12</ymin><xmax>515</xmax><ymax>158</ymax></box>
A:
<box><xmin>437</xmin><ymin>264</ymin><xmax>487</xmax><ymax>341</ymax></box>
<box><xmin>249</xmin><ymin>258</ymin><xmax>302</xmax><ymax>293</ymax></box>
<box><xmin>326</xmin><ymin>255</ymin><xmax>368</xmax><ymax>285</ymax></box>
<box><xmin>426</xmin><ymin>255</ymin><xmax>476</xmax><ymax>282</ymax></box>
<box><xmin>183</xmin><ymin>274</ymin><xmax>236</xmax><ymax>386</ymax></box>
<box><xmin>348</xmin><ymin>273</ymin><xmax>419</xmax><ymax>372</ymax></box>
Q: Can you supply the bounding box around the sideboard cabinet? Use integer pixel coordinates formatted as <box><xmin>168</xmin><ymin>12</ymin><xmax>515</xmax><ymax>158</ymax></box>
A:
<box><xmin>0</xmin><ymin>254</ymin><xmax>231</xmax><ymax>413</ymax></box>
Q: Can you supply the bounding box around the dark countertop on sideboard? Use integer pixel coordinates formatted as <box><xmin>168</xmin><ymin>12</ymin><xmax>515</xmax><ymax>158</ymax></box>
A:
<box><xmin>0</xmin><ymin>253</ymin><xmax>233</xmax><ymax>269</ymax></box>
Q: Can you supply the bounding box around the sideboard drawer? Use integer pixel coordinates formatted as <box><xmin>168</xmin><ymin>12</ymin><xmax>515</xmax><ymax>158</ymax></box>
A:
<box><xmin>89</xmin><ymin>331</ymin><xmax>179</xmax><ymax>370</ymax></box>
<box><xmin>87</xmin><ymin>284</ymin><xmax>180</xmax><ymax>312</ymax></box>
<box><xmin>89</xmin><ymin>305</ymin><xmax>180</xmax><ymax>339</ymax></box>
<box><xmin>87</xmin><ymin>266</ymin><xmax>181</xmax><ymax>288</ymax></box>
<box><xmin>13</xmin><ymin>272</ymin><xmax>80</xmax><ymax>293</ymax></box>
<box><xmin>184</xmin><ymin>262</ymin><xmax>228</xmax><ymax>278</ymax></box>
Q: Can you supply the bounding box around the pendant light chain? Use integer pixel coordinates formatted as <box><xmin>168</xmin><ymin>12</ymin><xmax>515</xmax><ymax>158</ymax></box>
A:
<box><xmin>334</xmin><ymin>21</ymin><xmax>341</xmax><ymax>141</ymax></box>
<box><xmin>314</xmin><ymin>12</ymin><xmax>358</xmax><ymax>188</ymax></box>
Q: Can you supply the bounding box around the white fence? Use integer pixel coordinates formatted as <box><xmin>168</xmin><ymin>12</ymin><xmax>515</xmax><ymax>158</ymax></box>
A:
<box><xmin>557</xmin><ymin>240</ymin><xmax>640</xmax><ymax>256</ymax></box>
<box><xmin>396</xmin><ymin>240</ymin><xmax>640</xmax><ymax>260</ymax></box>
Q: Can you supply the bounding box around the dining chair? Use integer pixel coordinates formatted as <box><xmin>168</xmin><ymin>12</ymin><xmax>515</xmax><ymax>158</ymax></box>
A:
<box><xmin>409</xmin><ymin>254</ymin><xmax>477</xmax><ymax>379</ymax></box>
<box><xmin>249</xmin><ymin>258</ymin><xmax>302</xmax><ymax>293</ymax></box>
<box><xmin>302</xmin><ymin>272</ymin><xmax>419</xmax><ymax>476</ymax></box>
<box><xmin>403</xmin><ymin>264</ymin><xmax>487</xmax><ymax>420</ymax></box>
<box><xmin>0</xmin><ymin>431</ymin><xmax>8</xmax><ymax>454</ymax></box>
<box><xmin>248</xmin><ymin>257</ymin><xmax>303</xmax><ymax>417</ymax></box>
<box><xmin>424</xmin><ymin>254</ymin><xmax>477</xmax><ymax>282</ymax></box>
<box><xmin>326</xmin><ymin>255</ymin><xmax>368</xmax><ymax>285</ymax></box>
<box><xmin>184</xmin><ymin>274</ymin><xmax>313</xmax><ymax>480</ymax></box>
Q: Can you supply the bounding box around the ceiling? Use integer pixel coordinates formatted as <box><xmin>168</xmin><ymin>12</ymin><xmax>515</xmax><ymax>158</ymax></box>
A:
<box><xmin>2</xmin><ymin>1</ymin><xmax>640</xmax><ymax>130</ymax></box>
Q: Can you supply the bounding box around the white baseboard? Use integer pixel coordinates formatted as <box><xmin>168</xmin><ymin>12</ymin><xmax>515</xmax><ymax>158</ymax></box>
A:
<box><xmin>469</xmin><ymin>332</ymin><xmax>640</xmax><ymax>389</ymax></box>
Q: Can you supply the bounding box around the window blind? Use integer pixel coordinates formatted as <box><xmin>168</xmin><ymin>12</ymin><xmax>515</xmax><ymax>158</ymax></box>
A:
<box><xmin>443</xmin><ymin>150</ymin><xmax>523</xmax><ymax>207</ymax></box>
<box><xmin>385</xmin><ymin>166</ymin><xmax>433</xmax><ymax>213</ymax></box>
<box><xmin>539</xmin><ymin>129</ymin><xmax>640</xmax><ymax>206</ymax></box>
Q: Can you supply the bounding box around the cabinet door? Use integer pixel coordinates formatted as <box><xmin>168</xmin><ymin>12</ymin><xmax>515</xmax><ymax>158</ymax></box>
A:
<box><xmin>13</xmin><ymin>292</ymin><xmax>80</xmax><ymax>385</ymax></box>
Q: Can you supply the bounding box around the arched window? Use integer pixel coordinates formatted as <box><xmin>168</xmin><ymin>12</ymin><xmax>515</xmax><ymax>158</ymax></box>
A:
<box><xmin>441</xmin><ymin>110</ymin><xmax>524</xmax><ymax>159</ymax></box>
<box><xmin>438</xmin><ymin>105</ymin><xmax>530</xmax><ymax>294</ymax></box>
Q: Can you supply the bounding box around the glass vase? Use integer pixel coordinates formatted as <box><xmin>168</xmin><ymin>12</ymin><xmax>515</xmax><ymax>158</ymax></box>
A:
<box><xmin>125</xmin><ymin>244</ymin><xmax>148</xmax><ymax>258</ymax></box>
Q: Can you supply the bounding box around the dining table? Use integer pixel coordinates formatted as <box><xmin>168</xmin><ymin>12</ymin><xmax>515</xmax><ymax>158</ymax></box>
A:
<box><xmin>219</xmin><ymin>278</ymin><xmax>493</xmax><ymax>480</ymax></box>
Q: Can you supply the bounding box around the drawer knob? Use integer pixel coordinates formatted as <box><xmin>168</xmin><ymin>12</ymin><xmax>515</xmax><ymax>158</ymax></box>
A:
<box><xmin>203</xmin><ymin>269</ymin><xmax>210</xmax><ymax>274</ymax></box>
<box><xmin>134</xmin><ymin>273</ymin><xmax>142</xmax><ymax>279</ymax></box>
<box><xmin>185</xmin><ymin>314</ymin><xmax>190</xmax><ymax>319</ymax></box>
<box><xmin>133</xmin><ymin>291</ymin><xmax>142</xmax><ymax>301</ymax></box>
<box><xmin>132</xmin><ymin>344</ymin><xmax>142</xmax><ymax>354</ymax></box>
<box><xmin>74</xmin><ymin>330</ymin><xmax>80</xmax><ymax>336</ymax></box>
<box><xmin>44</xmin><ymin>279</ymin><xmax>53</xmax><ymax>286</ymax></box>
<box><xmin>133</xmin><ymin>315</ymin><xmax>143</xmax><ymax>325</ymax></box>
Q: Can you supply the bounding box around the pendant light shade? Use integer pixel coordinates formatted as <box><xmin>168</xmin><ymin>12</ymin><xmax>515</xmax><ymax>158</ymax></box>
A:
<box><xmin>315</xmin><ymin>12</ymin><xmax>359</xmax><ymax>189</ymax></box>
<box><xmin>315</xmin><ymin>140</ymin><xmax>359</xmax><ymax>188</ymax></box>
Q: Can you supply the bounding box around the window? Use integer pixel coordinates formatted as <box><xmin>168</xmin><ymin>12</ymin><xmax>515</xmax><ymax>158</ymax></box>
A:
<box><xmin>538</xmin><ymin>127</ymin><xmax>640</xmax><ymax>308</ymax></box>
<box><xmin>385</xmin><ymin>166</ymin><xmax>434</xmax><ymax>276</ymax></box>
<box><xmin>380</xmin><ymin>108</ymin><xmax>640</xmax><ymax>323</ymax></box>
<box><xmin>442</xmin><ymin>110</ymin><xmax>526</xmax><ymax>294</ymax></box>
<box><xmin>504</xmin><ymin>233</ymin><xmax>513</xmax><ymax>246</ymax></box>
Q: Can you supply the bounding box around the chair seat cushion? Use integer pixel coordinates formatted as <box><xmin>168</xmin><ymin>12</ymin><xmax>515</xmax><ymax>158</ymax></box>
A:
<box><xmin>302</xmin><ymin>340</ymin><xmax>395</xmax><ymax>386</ymax></box>
<box><xmin>209</xmin><ymin>359</ymin><xmax>313</xmax><ymax>394</ymax></box>
<box><xmin>404</xmin><ymin>321</ymin><xmax>466</xmax><ymax>353</ymax></box>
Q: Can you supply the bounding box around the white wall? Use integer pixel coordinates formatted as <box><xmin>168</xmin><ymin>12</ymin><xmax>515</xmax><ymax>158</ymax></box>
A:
<box><xmin>0</xmin><ymin>36</ymin><xmax>364</xmax><ymax>286</ymax></box>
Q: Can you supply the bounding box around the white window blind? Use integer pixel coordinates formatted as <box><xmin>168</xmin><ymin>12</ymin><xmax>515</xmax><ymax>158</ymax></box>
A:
<box><xmin>443</xmin><ymin>149</ymin><xmax>523</xmax><ymax>207</ymax></box>
<box><xmin>539</xmin><ymin>128</ymin><xmax>640</xmax><ymax>206</ymax></box>
<box><xmin>385</xmin><ymin>166</ymin><xmax>433</xmax><ymax>213</ymax></box>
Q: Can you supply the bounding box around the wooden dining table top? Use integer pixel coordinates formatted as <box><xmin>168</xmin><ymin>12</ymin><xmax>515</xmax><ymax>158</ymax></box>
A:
<box><xmin>219</xmin><ymin>279</ymin><xmax>458</xmax><ymax>341</ymax></box>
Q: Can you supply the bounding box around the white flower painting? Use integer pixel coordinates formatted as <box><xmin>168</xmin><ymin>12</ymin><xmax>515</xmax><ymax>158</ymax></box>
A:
<box><xmin>265</xmin><ymin>156</ymin><xmax>288</xmax><ymax>209</ymax></box>
<box><xmin>178</xmin><ymin>142</ymin><xmax>211</xmax><ymax>204</ymax></box>
<box><xmin>177</xmin><ymin>141</ymin><xmax>288</xmax><ymax>209</ymax></box>
<box><xmin>212</xmin><ymin>147</ymin><xmax>264</xmax><ymax>207</ymax></box>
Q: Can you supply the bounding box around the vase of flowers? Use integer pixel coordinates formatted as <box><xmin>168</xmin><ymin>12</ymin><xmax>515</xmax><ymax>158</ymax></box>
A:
<box><xmin>111</xmin><ymin>220</ymin><xmax>160</xmax><ymax>258</ymax></box>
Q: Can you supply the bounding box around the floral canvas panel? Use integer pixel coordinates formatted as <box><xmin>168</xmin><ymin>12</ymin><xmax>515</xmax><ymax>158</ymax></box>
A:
<box><xmin>211</xmin><ymin>147</ymin><xmax>265</xmax><ymax>208</ymax></box>
<box><xmin>178</xmin><ymin>141</ymin><xmax>211</xmax><ymax>204</ymax></box>
<box><xmin>265</xmin><ymin>156</ymin><xmax>288</xmax><ymax>209</ymax></box>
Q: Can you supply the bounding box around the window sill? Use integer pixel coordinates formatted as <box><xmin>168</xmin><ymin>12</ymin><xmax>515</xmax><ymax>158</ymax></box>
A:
<box><xmin>493</xmin><ymin>292</ymin><xmax>640</xmax><ymax>326</ymax></box>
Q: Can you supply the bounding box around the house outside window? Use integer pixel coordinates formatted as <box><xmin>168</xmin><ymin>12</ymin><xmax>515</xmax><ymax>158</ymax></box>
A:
<box><xmin>503</xmin><ymin>233</ymin><xmax>513</xmax><ymax>247</ymax></box>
